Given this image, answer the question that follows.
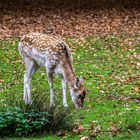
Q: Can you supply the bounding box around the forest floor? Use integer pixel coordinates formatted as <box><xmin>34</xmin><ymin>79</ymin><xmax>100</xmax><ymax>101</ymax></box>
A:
<box><xmin>0</xmin><ymin>0</ymin><xmax>140</xmax><ymax>39</ymax></box>
<box><xmin>0</xmin><ymin>34</ymin><xmax>140</xmax><ymax>139</ymax></box>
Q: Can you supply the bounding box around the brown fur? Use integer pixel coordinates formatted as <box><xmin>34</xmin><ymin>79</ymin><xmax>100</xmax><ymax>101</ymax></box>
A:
<box><xmin>21</xmin><ymin>32</ymin><xmax>76</xmax><ymax>88</ymax></box>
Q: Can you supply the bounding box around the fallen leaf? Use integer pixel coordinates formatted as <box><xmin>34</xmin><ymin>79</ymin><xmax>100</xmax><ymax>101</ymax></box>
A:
<box><xmin>134</xmin><ymin>87</ymin><xmax>139</xmax><ymax>92</ymax></box>
<box><xmin>81</xmin><ymin>136</ymin><xmax>90</xmax><ymax>140</ymax></box>
<box><xmin>77</xmin><ymin>124</ymin><xmax>83</xmax><ymax>134</ymax></box>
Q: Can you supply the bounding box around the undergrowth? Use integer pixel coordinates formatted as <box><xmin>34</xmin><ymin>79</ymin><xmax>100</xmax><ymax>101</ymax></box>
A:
<box><xmin>0</xmin><ymin>94</ymin><xmax>77</xmax><ymax>137</ymax></box>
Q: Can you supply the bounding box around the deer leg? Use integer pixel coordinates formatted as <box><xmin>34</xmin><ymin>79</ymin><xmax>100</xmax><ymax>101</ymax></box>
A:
<box><xmin>46</xmin><ymin>68</ymin><xmax>54</xmax><ymax>107</ymax></box>
<box><xmin>61</xmin><ymin>77</ymin><xmax>68</xmax><ymax>107</ymax></box>
<box><xmin>70</xmin><ymin>90</ymin><xmax>78</xmax><ymax>108</ymax></box>
<box><xmin>24</xmin><ymin>58</ymin><xmax>39</xmax><ymax>104</ymax></box>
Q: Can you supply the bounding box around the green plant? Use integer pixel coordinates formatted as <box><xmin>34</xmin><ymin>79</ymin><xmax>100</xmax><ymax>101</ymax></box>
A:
<box><xmin>0</xmin><ymin>107</ymin><xmax>49</xmax><ymax>136</ymax></box>
<box><xmin>0</xmin><ymin>90</ymin><xmax>77</xmax><ymax>137</ymax></box>
<box><xmin>0</xmin><ymin>105</ymin><xmax>76</xmax><ymax>137</ymax></box>
<box><xmin>47</xmin><ymin>106</ymin><xmax>76</xmax><ymax>133</ymax></box>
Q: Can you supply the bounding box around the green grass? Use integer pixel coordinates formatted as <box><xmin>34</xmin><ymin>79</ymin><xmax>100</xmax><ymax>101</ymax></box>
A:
<box><xmin>0</xmin><ymin>35</ymin><xmax>140</xmax><ymax>139</ymax></box>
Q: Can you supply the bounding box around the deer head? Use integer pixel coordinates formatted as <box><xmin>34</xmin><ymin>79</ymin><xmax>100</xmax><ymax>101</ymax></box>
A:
<box><xmin>70</xmin><ymin>77</ymin><xmax>86</xmax><ymax>108</ymax></box>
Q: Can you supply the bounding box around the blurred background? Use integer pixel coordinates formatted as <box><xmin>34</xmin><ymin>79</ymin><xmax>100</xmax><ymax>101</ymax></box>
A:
<box><xmin>0</xmin><ymin>0</ymin><xmax>140</xmax><ymax>38</ymax></box>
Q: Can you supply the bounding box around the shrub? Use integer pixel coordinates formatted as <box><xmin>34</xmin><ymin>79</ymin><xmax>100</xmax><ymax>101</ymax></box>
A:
<box><xmin>0</xmin><ymin>95</ymin><xmax>77</xmax><ymax>137</ymax></box>
<box><xmin>0</xmin><ymin>107</ymin><xmax>49</xmax><ymax>136</ymax></box>
<box><xmin>46</xmin><ymin>106</ymin><xmax>76</xmax><ymax>133</ymax></box>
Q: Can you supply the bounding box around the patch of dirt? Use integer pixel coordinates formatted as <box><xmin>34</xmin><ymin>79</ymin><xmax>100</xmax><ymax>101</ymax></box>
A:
<box><xmin>0</xmin><ymin>0</ymin><xmax>140</xmax><ymax>39</ymax></box>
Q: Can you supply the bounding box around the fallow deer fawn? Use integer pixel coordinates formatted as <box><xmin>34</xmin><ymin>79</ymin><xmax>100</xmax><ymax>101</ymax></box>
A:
<box><xmin>18</xmin><ymin>33</ymin><xmax>86</xmax><ymax>108</ymax></box>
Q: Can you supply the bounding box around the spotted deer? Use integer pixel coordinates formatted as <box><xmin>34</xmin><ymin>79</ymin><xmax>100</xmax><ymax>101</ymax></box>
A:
<box><xmin>18</xmin><ymin>33</ymin><xmax>86</xmax><ymax>108</ymax></box>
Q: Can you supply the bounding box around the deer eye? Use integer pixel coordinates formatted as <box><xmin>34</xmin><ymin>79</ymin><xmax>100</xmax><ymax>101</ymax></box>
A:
<box><xmin>78</xmin><ymin>94</ymin><xmax>84</xmax><ymax>99</ymax></box>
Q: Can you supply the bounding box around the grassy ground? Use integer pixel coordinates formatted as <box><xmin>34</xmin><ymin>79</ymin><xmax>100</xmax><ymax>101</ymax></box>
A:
<box><xmin>0</xmin><ymin>35</ymin><xmax>140</xmax><ymax>139</ymax></box>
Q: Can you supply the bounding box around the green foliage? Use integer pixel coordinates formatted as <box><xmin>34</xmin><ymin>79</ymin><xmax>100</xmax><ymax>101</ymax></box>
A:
<box><xmin>0</xmin><ymin>105</ymin><xmax>76</xmax><ymax>137</ymax></box>
<box><xmin>0</xmin><ymin>107</ymin><xmax>49</xmax><ymax>136</ymax></box>
<box><xmin>47</xmin><ymin>106</ymin><xmax>76</xmax><ymax>133</ymax></box>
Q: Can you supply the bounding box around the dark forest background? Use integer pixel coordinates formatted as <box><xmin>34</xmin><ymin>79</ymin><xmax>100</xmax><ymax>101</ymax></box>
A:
<box><xmin>0</xmin><ymin>0</ymin><xmax>140</xmax><ymax>38</ymax></box>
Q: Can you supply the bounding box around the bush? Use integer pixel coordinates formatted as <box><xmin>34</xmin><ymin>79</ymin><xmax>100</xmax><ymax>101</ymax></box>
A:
<box><xmin>0</xmin><ymin>97</ymin><xmax>76</xmax><ymax>137</ymax></box>
<box><xmin>47</xmin><ymin>106</ymin><xmax>75</xmax><ymax>133</ymax></box>
<box><xmin>0</xmin><ymin>107</ymin><xmax>49</xmax><ymax>136</ymax></box>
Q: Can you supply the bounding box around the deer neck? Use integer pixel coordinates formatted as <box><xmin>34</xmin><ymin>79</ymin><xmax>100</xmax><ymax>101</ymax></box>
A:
<box><xmin>61</xmin><ymin>61</ymin><xmax>76</xmax><ymax>89</ymax></box>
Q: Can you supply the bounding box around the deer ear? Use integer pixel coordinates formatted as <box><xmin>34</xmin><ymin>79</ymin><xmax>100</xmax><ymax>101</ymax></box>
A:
<box><xmin>76</xmin><ymin>77</ymin><xmax>80</xmax><ymax>87</ymax></box>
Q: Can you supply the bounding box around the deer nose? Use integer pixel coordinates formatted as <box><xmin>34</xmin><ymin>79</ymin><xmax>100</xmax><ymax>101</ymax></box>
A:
<box><xmin>77</xmin><ymin>101</ymin><xmax>83</xmax><ymax>108</ymax></box>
